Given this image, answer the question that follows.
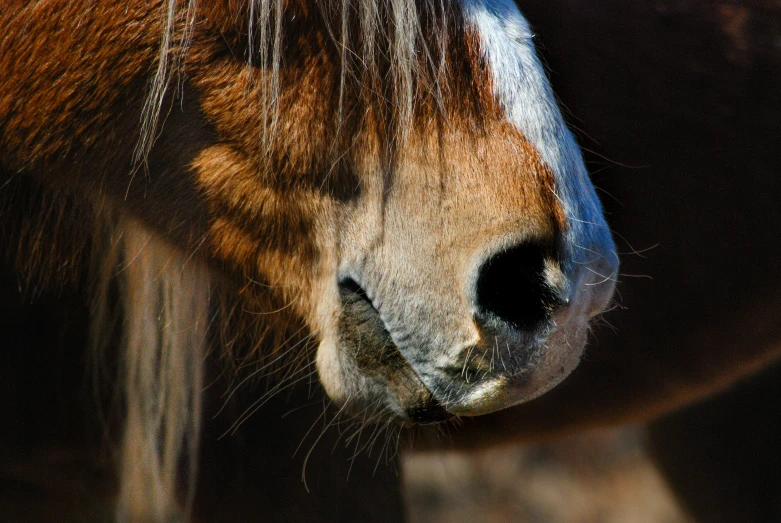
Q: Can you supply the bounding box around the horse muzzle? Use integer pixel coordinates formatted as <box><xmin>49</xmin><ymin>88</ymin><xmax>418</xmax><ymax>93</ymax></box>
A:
<box><xmin>318</xmin><ymin>236</ymin><xmax>617</xmax><ymax>424</ymax></box>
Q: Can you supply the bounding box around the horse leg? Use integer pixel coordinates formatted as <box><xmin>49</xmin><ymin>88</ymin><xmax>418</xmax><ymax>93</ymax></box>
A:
<box><xmin>648</xmin><ymin>362</ymin><xmax>781</xmax><ymax>523</ymax></box>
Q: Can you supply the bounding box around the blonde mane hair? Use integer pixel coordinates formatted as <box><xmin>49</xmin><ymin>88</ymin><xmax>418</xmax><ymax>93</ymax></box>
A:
<box><xmin>137</xmin><ymin>0</ymin><xmax>450</xmax><ymax>162</ymax></box>
<box><xmin>105</xmin><ymin>219</ymin><xmax>209</xmax><ymax>519</ymax></box>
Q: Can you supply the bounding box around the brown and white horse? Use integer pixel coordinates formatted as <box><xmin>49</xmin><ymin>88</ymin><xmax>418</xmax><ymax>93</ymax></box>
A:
<box><xmin>0</xmin><ymin>0</ymin><xmax>616</xmax><ymax>519</ymax></box>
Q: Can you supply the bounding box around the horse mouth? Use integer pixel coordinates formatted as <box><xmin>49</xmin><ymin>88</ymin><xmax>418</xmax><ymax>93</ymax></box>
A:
<box><xmin>333</xmin><ymin>273</ymin><xmax>567</xmax><ymax>423</ymax></box>
<box><xmin>337</xmin><ymin>278</ymin><xmax>454</xmax><ymax>424</ymax></box>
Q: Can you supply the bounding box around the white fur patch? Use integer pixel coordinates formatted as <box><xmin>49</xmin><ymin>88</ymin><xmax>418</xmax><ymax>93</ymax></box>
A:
<box><xmin>462</xmin><ymin>0</ymin><xmax>617</xmax><ymax>287</ymax></box>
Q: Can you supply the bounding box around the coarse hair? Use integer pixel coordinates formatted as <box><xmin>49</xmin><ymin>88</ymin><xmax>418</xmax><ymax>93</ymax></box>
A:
<box><xmin>136</xmin><ymin>0</ymin><xmax>450</xmax><ymax>163</ymax></box>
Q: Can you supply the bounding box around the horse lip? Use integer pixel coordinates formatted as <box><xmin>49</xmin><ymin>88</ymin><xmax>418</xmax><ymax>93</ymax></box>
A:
<box><xmin>337</xmin><ymin>277</ymin><xmax>448</xmax><ymax>419</ymax></box>
<box><xmin>439</xmin><ymin>376</ymin><xmax>511</xmax><ymax>416</ymax></box>
<box><xmin>336</xmin><ymin>278</ymin><xmax>493</xmax><ymax>423</ymax></box>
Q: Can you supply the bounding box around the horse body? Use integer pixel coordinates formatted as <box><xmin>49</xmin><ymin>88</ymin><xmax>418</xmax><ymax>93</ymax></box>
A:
<box><xmin>1</xmin><ymin>0</ymin><xmax>617</xmax><ymax>518</ymax></box>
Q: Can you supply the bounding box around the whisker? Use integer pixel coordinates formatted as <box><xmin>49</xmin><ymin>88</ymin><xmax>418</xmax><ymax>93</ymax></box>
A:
<box><xmin>220</xmin><ymin>360</ymin><xmax>317</xmax><ymax>438</ymax></box>
<box><xmin>302</xmin><ymin>397</ymin><xmax>354</xmax><ymax>492</ymax></box>
<box><xmin>215</xmin><ymin>330</ymin><xmax>315</xmax><ymax>417</ymax></box>
<box><xmin>294</xmin><ymin>397</ymin><xmax>332</xmax><ymax>458</ymax></box>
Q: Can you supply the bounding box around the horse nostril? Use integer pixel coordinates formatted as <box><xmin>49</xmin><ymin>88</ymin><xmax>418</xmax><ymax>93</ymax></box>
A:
<box><xmin>476</xmin><ymin>242</ymin><xmax>564</xmax><ymax>331</ymax></box>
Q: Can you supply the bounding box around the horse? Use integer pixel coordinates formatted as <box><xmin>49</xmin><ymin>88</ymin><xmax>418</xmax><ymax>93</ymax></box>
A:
<box><xmin>431</xmin><ymin>1</ymin><xmax>781</xmax><ymax>521</ymax></box>
<box><xmin>0</xmin><ymin>0</ymin><xmax>617</xmax><ymax>519</ymax></box>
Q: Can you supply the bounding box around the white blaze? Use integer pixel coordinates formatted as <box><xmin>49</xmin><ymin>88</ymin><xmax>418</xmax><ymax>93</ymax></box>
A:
<box><xmin>462</xmin><ymin>0</ymin><xmax>617</xmax><ymax>288</ymax></box>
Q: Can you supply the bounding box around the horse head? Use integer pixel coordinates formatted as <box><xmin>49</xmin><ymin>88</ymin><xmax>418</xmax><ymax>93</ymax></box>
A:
<box><xmin>170</xmin><ymin>0</ymin><xmax>618</xmax><ymax>422</ymax></box>
<box><xmin>0</xmin><ymin>0</ymin><xmax>617</xmax><ymax>515</ymax></box>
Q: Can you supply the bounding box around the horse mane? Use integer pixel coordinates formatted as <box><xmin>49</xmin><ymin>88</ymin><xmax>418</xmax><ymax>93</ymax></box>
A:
<box><xmin>0</xmin><ymin>173</ymin><xmax>206</xmax><ymax>518</ymax></box>
<box><xmin>108</xmin><ymin>218</ymin><xmax>209</xmax><ymax>518</ymax></box>
<box><xmin>138</xmin><ymin>0</ymin><xmax>452</xmax><ymax>163</ymax></box>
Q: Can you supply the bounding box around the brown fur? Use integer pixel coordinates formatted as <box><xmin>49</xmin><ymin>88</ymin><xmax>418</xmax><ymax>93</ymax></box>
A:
<box><xmin>0</xmin><ymin>0</ymin><xmax>557</xmax><ymax>313</ymax></box>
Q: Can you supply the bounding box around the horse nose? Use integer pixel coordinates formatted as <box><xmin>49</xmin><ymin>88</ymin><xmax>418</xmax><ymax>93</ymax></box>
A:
<box><xmin>475</xmin><ymin>242</ymin><xmax>567</xmax><ymax>332</ymax></box>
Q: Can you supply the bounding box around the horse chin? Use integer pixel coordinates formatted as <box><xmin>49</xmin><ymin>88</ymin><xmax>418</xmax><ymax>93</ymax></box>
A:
<box><xmin>315</xmin><ymin>332</ymin><xmax>445</xmax><ymax>424</ymax></box>
<box><xmin>314</xmin><ymin>340</ymin><xmax>421</xmax><ymax>423</ymax></box>
<box><xmin>314</xmin><ymin>289</ymin><xmax>591</xmax><ymax>424</ymax></box>
<box><xmin>314</xmin><ymin>333</ymin><xmax>586</xmax><ymax>425</ymax></box>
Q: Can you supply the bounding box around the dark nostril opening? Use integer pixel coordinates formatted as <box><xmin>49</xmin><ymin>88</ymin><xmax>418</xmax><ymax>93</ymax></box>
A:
<box><xmin>476</xmin><ymin>242</ymin><xmax>563</xmax><ymax>331</ymax></box>
<box><xmin>406</xmin><ymin>400</ymin><xmax>453</xmax><ymax>424</ymax></box>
